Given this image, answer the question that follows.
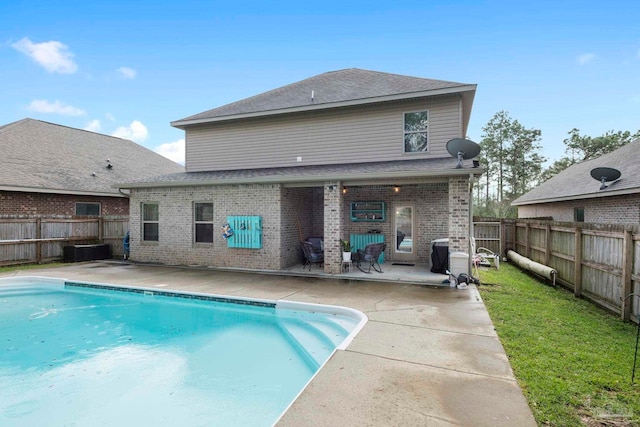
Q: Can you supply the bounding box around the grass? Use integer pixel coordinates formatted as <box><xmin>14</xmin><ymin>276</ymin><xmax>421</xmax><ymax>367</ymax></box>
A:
<box><xmin>478</xmin><ymin>263</ymin><xmax>640</xmax><ymax>426</ymax></box>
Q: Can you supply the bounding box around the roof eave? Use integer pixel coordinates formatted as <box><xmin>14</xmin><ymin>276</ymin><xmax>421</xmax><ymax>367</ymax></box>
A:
<box><xmin>117</xmin><ymin>167</ymin><xmax>484</xmax><ymax>190</ymax></box>
<box><xmin>171</xmin><ymin>85</ymin><xmax>478</xmax><ymax>129</ymax></box>
<box><xmin>0</xmin><ymin>185</ymin><xmax>127</xmax><ymax>198</ymax></box>
<box><xmin>512</xmin><ymin>187</ymin><xmax>640</xmax><ymax>206</ymax></box>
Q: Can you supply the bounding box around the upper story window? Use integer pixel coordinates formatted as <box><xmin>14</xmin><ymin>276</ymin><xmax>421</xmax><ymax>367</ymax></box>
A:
<box><xmin>75</xmin><ymin>202</ymin><xmax>101</xmax><ymax>216</ymax></box>
<box><xmin>403</xmin><ymin>110</ymin><xmax>429</xmax><ymax>153</ymax></box>
<box><xmin>142</xmin><ymin>203</ymin><xmax>159</xmax><ymax>241</ymax></box>
<box><xmin>194</xmin><ymin>202</ymin><xmax>214</xmax><ymax>243</ymax></box>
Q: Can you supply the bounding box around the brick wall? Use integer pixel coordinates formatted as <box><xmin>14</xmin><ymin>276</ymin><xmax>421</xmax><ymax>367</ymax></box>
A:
<box><xmin>129</xmin><ymin>184</ymin><xmax>283</xmax><ymax>269</ymax></box>
<box><xmin>0</xmin><ymin>191</ymin><xmax>129</xmax><ymax>216</ymax></box>
<box><xmin>324</xmin><ymin>182</ymin><xmax>343</xmax><ymax>274</ymax></box>
<box><xmin>128</xmin><ymin>179</ymin><xmax>461</xmax><ymax>271</ymax></box>
<box><xmin>518</xmin><ymin>194</ymin><xmax>640</xmax><ymax>224</ymax></box>
<box><xmin>448</xmin><ymin>176</ymin><xmax>470</xmax><ymax>253</ymax></box>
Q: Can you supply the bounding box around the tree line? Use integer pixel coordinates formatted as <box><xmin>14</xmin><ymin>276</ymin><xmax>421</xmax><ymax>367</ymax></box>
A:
<box><xmin>474</xmin><ymin>110</ymin><xmax>640</xmax><ymax>218</ymax></box>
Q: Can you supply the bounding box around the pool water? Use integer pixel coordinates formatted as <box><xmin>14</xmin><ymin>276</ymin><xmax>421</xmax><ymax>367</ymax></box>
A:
<box><xmin>0</xmin><ymin>278</ymin><xmax>365</xmax><ymax>426</ymax></box>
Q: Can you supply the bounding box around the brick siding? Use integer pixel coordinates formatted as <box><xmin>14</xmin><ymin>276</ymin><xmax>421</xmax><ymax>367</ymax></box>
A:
<box><xmin>129</xmin><ymin>178</ymin><xmax>468</xmax><ymax>272</ymax></box>
<box><xmin>0</xmin><ymin>191</ymin><xmax>129</xmax><ymax>216</ymax></box>
<box><xmin>518</xmin><ymin>193</ymin><xmax>640</xmax><ymax>225</ymax></box>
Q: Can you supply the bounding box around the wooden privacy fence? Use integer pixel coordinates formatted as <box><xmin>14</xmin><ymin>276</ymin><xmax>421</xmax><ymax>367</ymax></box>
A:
<box><xmin>501</xmin><ymin>219</ymin><xmax>640</xmax><ymax>323</ymax></box>
<box><xmin>0</xmin><ymin>216</ymin><xmax>129</xmax><ymax>266</ymax></box>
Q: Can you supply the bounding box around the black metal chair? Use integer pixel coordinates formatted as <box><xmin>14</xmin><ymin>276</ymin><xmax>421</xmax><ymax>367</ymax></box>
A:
<box><xmin>355</xmin><ymin>242</ymin><xmax>386</xmax><ymax>273</ymax></box>
<box><xmin>301</xmin><ymin>241</ymin><xmax>324</xmax><ymax>271</ymax></box>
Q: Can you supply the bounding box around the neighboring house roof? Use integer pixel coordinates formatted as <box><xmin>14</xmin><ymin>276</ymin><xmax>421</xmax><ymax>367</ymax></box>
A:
<box><xmin>171</xmin><ymin>68</ymin><xmax>476</xmax><ymax>133</ymax></box>
<box><xmin>513</xmin><ymin>138</ymin><xmax>640</xmax><ymax>205</ymax></box>
<box><xmin>0</xmin><ymin>118</ymin><xmax>184</xmax><ymax>197</ymax></box>
<box><xmin>118</xmin><ymin>157</ymin><xmax>482</xmax><ymax>189</ymax></box>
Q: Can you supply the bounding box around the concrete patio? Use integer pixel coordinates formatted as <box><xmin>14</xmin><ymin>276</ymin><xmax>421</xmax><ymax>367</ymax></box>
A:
<box><xmin>1</xmin><ymin>261</ymin><xmax>536</xmax><ymax>426</ymax></box>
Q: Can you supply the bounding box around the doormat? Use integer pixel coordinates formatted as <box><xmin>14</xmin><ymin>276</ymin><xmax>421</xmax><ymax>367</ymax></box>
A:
<box><xmin>392</xmin><ymin>263</ymin><xmax>415</xmax><ymax>266</ymax></box>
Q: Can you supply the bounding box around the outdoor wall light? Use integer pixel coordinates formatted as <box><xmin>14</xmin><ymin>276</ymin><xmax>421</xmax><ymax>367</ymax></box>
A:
<box><xmin>342</xmin><ymin>187</ymin><xmax>347</xmax><ymax>194</ymax></box>
<box><xmin>326</xmin><ymin>184</ymin><xmax>337</xmax><ymax>191</ymax></box>
<box><xmin>393</xmin><ymin>185</ymin><xmax>400</xmax><ymax>193</ymax></box>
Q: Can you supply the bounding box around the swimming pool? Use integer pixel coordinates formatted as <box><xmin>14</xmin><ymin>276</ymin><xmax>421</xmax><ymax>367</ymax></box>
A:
<box><xmin>0</xmin><ymin>276</ymin><xmax>366</xmax><ymax>426</ymax></box>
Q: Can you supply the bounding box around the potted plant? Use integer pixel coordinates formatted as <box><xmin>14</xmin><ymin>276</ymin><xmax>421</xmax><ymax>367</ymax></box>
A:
<box><xmin>340</xmin><ymin>239</ymin><xmax>352</xmax><ymax>262</ymax></box>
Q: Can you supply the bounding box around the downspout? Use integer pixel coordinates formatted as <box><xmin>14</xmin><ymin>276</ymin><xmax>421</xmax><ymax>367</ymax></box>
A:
<box><xmin>469</xmin><ymin>172</ymin><xmax>474</xmax><ymax>275</ymax></box>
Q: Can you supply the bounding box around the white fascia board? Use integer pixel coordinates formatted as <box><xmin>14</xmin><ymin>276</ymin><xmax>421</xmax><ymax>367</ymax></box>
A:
<box><xmin>0</xmin><ymin>185</ymin><xmax>126</xmax><ymax>198</ymax></box>
<box><xmin>117</xmin><ymin>167</ymin><xmax>484</xmax><ymax>189</ymax></box>
<box><xmin>511</xmin><ymin>187</ymin><xmax>640</xmax><ymax>206</ymax></box>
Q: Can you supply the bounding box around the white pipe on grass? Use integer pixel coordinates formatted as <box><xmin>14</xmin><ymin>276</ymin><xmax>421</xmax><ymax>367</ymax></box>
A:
<box><xmin>507</xmin><ymin>250</ymin><xmax>557</xmax><ymax>286</ymax></box>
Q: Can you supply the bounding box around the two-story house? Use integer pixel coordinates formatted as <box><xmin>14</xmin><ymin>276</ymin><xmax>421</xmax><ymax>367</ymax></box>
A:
<box><xmin>118</xmin><ymin>68</ymin><xmax>481</xmax><ymax>275</ymax></box>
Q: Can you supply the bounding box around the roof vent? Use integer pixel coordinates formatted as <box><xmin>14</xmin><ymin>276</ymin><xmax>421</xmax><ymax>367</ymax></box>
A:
<box><xmin>446</xmin><ymin>138</ymin><xmax>481</xmax><ymax>168</ymax></box>
<box><xmin>311</xmin><ymin>90</ymin><xmax>315</xmax><ymax>102</ymax></box>
<box><xmin>590</xmin><ymin>167</ymin><xmax>621</xmax><ymax>190</ymax></box>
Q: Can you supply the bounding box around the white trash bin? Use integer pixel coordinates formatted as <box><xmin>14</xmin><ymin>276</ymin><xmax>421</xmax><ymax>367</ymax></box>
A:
<box><xmin>449</xmin><ymin>252</ymin><xmax>469</xmax><ymax>277</ymax></box>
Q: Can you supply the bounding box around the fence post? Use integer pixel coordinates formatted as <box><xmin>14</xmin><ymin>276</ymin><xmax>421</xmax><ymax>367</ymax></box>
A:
<box><xmin>621</xmin><ymin>229</ymin><xmax>633</xmax><ymax>321</ymax></box>
<box><xmin>544</xmin><ymin>224</ymin><xmax>551</xmax><ymax>266</ymax></box>
<box><xmin>98</xmin><ymin>217</ymin><xmax>103</xmax><ymax>243</ymax></box>
<box><xmin>525</xmin><ymin>223</ymin><xmax>531</xmax><ymax>259</ymax></box>
<box><xmin>36</xmin><ymin>217</ymin><xmax>42</xmax><ymax>264</ymax></box>
<box><xmin>574</xmin><ymin>227</ymin><xmax>582</xmax><ymax>297</ymax></box>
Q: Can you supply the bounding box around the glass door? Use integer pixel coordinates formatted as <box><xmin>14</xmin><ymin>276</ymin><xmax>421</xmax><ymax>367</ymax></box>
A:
<box><xmin>393</xmin><ymin>204</ymin><xmax>415</xmax><ymax>263</ymax></box>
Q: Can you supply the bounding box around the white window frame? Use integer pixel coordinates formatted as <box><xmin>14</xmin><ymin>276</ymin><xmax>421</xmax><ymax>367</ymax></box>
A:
<box><xmin>194</xmin><ymin>202</ymin><xmax>214</xmax><ymax>244</ymax></box>
<box><xmin>141</xmin><ymin>202</ymin><xmax>159</xmax><ymax>242</ymax></box>
<box><xmin>403</xmin><ymin>110</ymin><xmax>429</xmax><ymax>153</ymax></box>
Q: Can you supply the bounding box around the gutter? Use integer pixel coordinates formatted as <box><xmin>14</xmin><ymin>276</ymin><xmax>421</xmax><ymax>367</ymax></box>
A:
<box><xmin>0</xmin><ymin>185</ymin><xmax>127</xmax><ymax>198</ymax></box>
<box><xmin>512</xmin><ymin>186</ymin><xmax>640</xmax><ymax>206</ymax></box>
<box><xmin>116</xmin><ymin>167</ymin><xmax>485</xmax><ymax>190</ymax></box>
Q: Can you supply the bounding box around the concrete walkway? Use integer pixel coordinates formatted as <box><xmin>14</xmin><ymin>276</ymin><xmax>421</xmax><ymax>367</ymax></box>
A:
<box><xmin>1</xmin><ymin>261</ymin><xmax>536</xmax><ymax>426</ymax></box>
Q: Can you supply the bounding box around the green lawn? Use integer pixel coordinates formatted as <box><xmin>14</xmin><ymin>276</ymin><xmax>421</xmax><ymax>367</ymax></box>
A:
<box><xmin>478</xmin><ymin>263</ymin><xmax>640</xmax><ymax>426</ymax></box>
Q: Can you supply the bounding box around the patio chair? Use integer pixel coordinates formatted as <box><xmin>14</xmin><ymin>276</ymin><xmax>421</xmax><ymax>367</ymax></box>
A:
<box><xmin>355</xmin><ymin>242</ymin><xmax>386</xmax><ymax>273</ymax></box>
<box><xmin>301</xmin><ymin>241</ymin><xmax>324</xmax><ymax>271</ymax></box>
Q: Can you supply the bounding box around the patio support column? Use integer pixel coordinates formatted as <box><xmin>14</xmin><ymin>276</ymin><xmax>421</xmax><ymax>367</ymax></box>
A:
<box><xmin>448</xmin><ymin>176</ymin><xmax>470</xmax><ymax>254</ymax></box>
<box><xmin>323</xmin><ymin>181</ymin><xmax>342</xmax><ymax>274</ymax></box>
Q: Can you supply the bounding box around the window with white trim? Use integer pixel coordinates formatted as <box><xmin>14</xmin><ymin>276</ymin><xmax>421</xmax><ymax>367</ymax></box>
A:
<box><xmin>194</xmin><ymin>202</ymin><xmax>214</xmax><ymax>243</ymax></box>
<box><xmin>142</xmin><ymin>203</ymin><xmax>159</xmax><ymax>241</ymax></box>
<box><xmin>403</xmin><ymin>110</ymin><xmax>429</xmax><ymax>153</ymax></box>
<box><xmin>75</xmin><ymin>202</ymin><xmax>101</xmax><ymax>216</ymax></box>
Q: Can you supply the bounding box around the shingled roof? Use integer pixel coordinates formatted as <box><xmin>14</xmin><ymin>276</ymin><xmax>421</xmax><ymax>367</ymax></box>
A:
<box><xmin>171</xmin><ymin>68</ymin><xmax>476</xmax><ymax>128</ymax></box>
<box><xmin>512</xmin><ymin>138</ymin><xmax>640</xmax><ymax>205</ymax></box>
<box><xmin>0</xmin><ymin>118</ymin><xmax>184</xmax><ymax>197</ymax></box>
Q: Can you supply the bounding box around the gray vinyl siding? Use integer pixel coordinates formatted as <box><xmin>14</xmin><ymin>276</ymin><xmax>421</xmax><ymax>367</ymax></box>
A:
<box><xmin>185</xmin><ymin>95</ymin><xmax>463</xmax><ymax>172</ymax></box>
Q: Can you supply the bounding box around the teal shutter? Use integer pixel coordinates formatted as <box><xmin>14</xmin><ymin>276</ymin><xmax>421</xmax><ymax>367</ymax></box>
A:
<box><xmin>227</xmin><ymin>216</ymin><xmax>262</xmax><ymax>249</ymax></box>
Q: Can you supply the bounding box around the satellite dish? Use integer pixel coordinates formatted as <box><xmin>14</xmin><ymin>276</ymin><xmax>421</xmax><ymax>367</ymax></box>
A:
<box><xmin>590</xmin><ymin>167</ymin><xmax>621</xmax><ymax>190</ymax></box>
<box><xmin>446</xmin><ymin>138</ymin><xmax>481</xmax><ymax>168</ymax></box>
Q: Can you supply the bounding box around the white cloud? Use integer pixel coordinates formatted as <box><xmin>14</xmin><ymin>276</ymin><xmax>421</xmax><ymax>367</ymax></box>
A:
<box><xmin>84</xmin><ymin>119</ymin><xmax>101</xmax><ymax>132</ymax></box>
<box><xmin>28</xmin><ymin>99</ymin><xmax>86</xmax><ymax>116</ymax></box>
<box><xmin>577</xmin><ymin>53</ymin><xmax>597</xmax><ymax>65</ymax></box>
<box><xmin>117</xmin><ymin>67</ymin><xmax>136</xmax><ymax>79</ymax></box>
<box><xmin>12</xmin><ymin>37</ymin><xmax>77</xmax><ymax>74</ymax></box>
<box><xmin>105</xmin><ymin>113</ymin><xmax>115</xmax><ymax>122</ymax></box>
<box><xmin>155</xmin><ymin>139</ymin><xmax>185</xmax><ymax>165</ymax></box>
<box><xmin>112</xmin><ymin>120</ymin><xmax>149</xmax><ymax>142</ymax></box>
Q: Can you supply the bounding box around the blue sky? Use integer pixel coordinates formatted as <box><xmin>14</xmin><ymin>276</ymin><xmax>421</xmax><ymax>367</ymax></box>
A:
<box><xmin>1</xmin><ymin>0</ymin><xmax>639</xmax><ymax>165</ymax></box>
